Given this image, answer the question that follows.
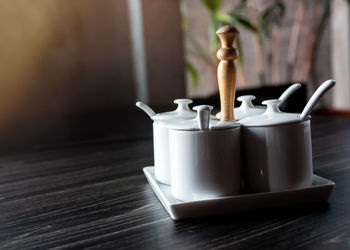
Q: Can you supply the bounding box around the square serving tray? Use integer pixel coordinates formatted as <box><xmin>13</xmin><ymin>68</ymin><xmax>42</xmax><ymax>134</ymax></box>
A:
<box><xmin>143</xmin><ymin>167</ymin><xmax>335</xmax><ymax>220</ymax></box>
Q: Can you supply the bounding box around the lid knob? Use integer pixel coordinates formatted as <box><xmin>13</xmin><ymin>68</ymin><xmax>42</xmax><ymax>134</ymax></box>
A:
<box><xmin>262</xmin><ymin>99</ymin><xmax>282</xmax><ymax>115</ymax></box>
<box><xmin>174</xmin><ymin>99</ymin><xmax>193</xmax><ymax>113</ymax></box>
<box><xmin>193</xmin><ymin>105</ymin><xmax>213</xmax><ymax>131</ymax></box>
<box><xmin>216</xmin><ymin>25</ymin><xmax>239</xmax><ymax>121</ymax></box>
<box><xmin>237</xmin><ymin>95</ymin><xmax>256</xmax><ymax>109</ymax></box>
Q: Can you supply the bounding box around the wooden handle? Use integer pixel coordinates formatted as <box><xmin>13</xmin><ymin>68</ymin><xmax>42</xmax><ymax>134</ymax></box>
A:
<box><xmin>216</xmin><ymin>25</ymin><xmax>239</xmax><ymax>121</ymax></box>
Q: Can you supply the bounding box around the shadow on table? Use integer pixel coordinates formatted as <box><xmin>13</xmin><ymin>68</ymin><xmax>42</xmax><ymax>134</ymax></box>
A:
<box><xmin>174</xmin><ymin>201</ymin><xmax>330</xmax><ymax>224</ymax></box>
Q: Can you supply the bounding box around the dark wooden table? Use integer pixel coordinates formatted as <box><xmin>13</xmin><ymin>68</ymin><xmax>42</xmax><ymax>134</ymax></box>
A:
<box><xmin>1</xmin><ymin>115</ymin><xmax>350</xmax><ymax>249</ymax></box>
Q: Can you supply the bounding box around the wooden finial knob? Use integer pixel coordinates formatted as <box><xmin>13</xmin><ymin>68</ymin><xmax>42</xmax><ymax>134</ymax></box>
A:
<box><xmin>216</xmin><ymin>25</ymin><xmax>239</xmax><ymax>121</ymax></box>
<box><xmin>216</xmin><ymin>26</ymin><xmax>239</xmax><ymax>48</ymax></box>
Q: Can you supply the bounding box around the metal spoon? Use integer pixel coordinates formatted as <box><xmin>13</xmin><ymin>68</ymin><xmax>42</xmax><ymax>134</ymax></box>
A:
<box><xmin>300</xmin><ymin>80</ymin><xmax>336</xmax><ymax>121</ymax></box>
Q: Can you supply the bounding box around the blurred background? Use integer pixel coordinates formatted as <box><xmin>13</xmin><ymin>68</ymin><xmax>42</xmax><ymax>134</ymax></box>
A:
<box><xmin>0</xmin><ymin>0</ymin><xmax>349</xmax><ymax>151</ymax></box>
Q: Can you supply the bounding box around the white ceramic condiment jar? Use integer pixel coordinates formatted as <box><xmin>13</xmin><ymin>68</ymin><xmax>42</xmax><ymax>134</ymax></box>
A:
<box><xmin>136</xmin><ymin>99</ymin><xmax>196</xmax><ymax>185</ymax></box>
<box><xmin>239</xmin><ymin>99</ymin><xmax>313</xmax><ymax>193</ymax></box>
<box><xmin>168</xmin><ymin>105</ymin><xmax>241</xmax><ymax>202</ymax></box>
<box><xmin>153</xmin><ymin>99</ymin><xmax>196</xmax><ymax>185</ymax></box>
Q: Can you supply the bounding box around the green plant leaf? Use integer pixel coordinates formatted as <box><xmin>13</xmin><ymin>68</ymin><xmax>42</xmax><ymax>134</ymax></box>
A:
<box><xmin>214</xmin><ymin>12</ymin><xmax>235</xmax><ymax>24</ymax></box>
<box><xmin>181</xmin><ymin>16</ymin><xmax>187</xmax><ymax>30</ymax></box>
<box><xmin>232</xmin><ymin>14</ymin><xmax>258</xmax><ymax>33</ymax></box>
<box><xmin>185</xmin><ymin>61</ymin><xmax>199</xmax><ymax>88</ymax></box>
<box><xmin>202</xmin><ymin>0</ymin><xmax>222</xmax><ymax>12</ymax></box>
<box><xmin>209</xmin><ymin>16</ymin><xmax>219</xmax><ymax>53</ymax></box>
<box><xmin>231</xmin><ymin>0</ymin><xmax>248</xmax><ymax>15</ymax></box>
<box><xmin>214</xmin><ymin>12</ymin><xmax>257</xmax><ymax>34</ymax></box>
<box><xmin>235</xmin><ymin>35</ymin><xmax>243</xmax><ymax>64</ymax></box>
<box><xmin>180</xmin><ymin>0</ymin><xmax>187</xmax><ymax>30</ymax></box>
<box><xmin>260</xmin><ymin>0</ymin><xmax>286</xmax><ymax>37</ymax></box>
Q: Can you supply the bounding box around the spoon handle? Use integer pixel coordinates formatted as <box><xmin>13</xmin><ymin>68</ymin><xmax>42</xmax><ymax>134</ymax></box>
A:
<box><xmin>193</xmin><ymin>105</ymin><xmax>213</xmax><ymax>131</ymax></box>
<box><xmin>136</xmin><ymin>102</ymin><xmax>156</xmax><ymax>118</ymax></box>
<box><xmin>300</xmin><ymin>80</ymin><xmax>336</xmax><ymax>120</ymax></box>
<box><xmin>278</xmin><ymin>83</ymin><xmax>301</xmax><ymax>107</ymax></box>
<box><xmin>216</xmin><ymin>25</ymin><xmax>239</xmax><ymax>121</ymax></box>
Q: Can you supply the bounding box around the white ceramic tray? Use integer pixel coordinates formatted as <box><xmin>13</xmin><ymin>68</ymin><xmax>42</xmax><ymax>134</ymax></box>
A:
<box><xmin>143</xmin><ymin>167</ymin><xmax>335</xmax><ymax>220</ymax></box>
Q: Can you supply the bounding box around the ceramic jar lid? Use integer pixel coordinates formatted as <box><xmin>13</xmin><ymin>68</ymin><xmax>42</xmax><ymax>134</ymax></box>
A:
<box><xmin>239</xmin><ymin>99</ymin><xmax>305</xmax><ymax>127</ymax></box>
<box><xmin>215</xmin><ymin>95</ymin><xmax>265</xmax><ymax>120</ymax></box>
<box><xmin>153</xmin><ymin>99</ymin><xmax>196</xmax><ymax>123</ymax></box>
<box><xmin>235</xmin><ymin>95</ymin><xmax>266</xmax><ymax>119</ymax></box>
<box><xmin>166</xmin><ymin>105</ymin><xmax>240</xmax><ymax>131</ymax></box>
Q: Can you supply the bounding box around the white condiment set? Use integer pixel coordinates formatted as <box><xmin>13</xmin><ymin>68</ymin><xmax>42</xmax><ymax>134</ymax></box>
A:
<box><xmin>136</xmin><ymin>25</ymin><xmax>336</xmax><ymax>202</ymax></box>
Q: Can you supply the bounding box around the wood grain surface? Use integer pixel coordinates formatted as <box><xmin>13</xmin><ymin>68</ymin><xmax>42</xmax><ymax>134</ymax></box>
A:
<box><xmin>0</xmin><ymin>115</ymin><xmax>350</xmax><ymax>249</ymax></box>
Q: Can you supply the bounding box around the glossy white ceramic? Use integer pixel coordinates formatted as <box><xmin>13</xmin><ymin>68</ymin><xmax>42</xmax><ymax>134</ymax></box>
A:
<box><xmin>136</xmin><ymin>99</ymin><xmax>196</xmax><ymax>125</ymax></box>
<box><xmin>239</xmin><ymin>99</ymin><xmax>303</xmax><ymax>127</ymax></box>
<box><xmin>278</xmin><ymin>83</ymin><xmax>302</xmax><ymax>107</ymax></box>
<box><xmin>166</xmin><ymin>105</ymin><xmax>217</xmax><ymax>131</ymax></box>
<box><xmin>239</xmin><ymin>80</ymin><xmax>336</xmax><ymax>127</ymax></box>
<box><xmin>215</xmin><ymin>83</ymin><xmax>301</xmax><ymax>120</ymax></box>
<box><xmin>165</xmin><ymin>105</ymin><xmax>238</xmax><ymax>131</ymax></box>
<box><xmin>215</xmin><ymin>95</ymin><xmax>265</xmax><ymax>120</ymax></box>
<box><xmin>169</xmin><ymin>127</ymin><xmax>241</xmax><ymax>201</ymax></box>
<box><xmin>135</xmin><ymin>102</ymin><xmax>156</xmax><ymax>119</ymax></box>
<box><xmin>152</xmin><ymin>99</ymin><xmax>196</xmax><ymax>123</ymax></box>
<box><xmin>138</xmin><ymin>99</ymin><xmax>196</xmax><ymax>185</ymax></box>
<box><xmin>242</xmin><ymin>120</ymin><xmax>313</xmax><ymax>192</ymax></box>
<box><xmin>152</xmin><ymin>104</ymin><xmax>232</xmax><ymax>185</ymax></box>
<box><xmin>153</xmin><ymin>122</ymin><xmax>171</xmax><ymax>184</ymax></box>
<box><xmin>300</xmin><ymin>79</ymin><xmax>335</xmax><ymax>120</ymax></box>
<box><xmin>240</xmin><ymin>80</ymin><xmax>336</xmax><ymax>192</ymax></box>
<box><xmin>143</xmin><ymin>167</ymin><xmax>335</xmax><ymax>220</ymax></box>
